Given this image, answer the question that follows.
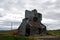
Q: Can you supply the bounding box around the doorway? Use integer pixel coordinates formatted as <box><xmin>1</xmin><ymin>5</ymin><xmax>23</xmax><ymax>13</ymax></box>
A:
<box><xmin>38</xmin><ymin>28</ymin><xmax>42</xmax><ymax>34</ymax></box>
<box><xmin>25</xmin><ymin>24</ymin><xmax>30</xmax><ymax>36</ymax></box>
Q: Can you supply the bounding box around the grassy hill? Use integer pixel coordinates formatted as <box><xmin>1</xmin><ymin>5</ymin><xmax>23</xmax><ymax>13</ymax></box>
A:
<box><xmin>48</xmin><ymin>30</ymin><xmax>60</xmax><ymax>36</ymax></box>
<box><xmin>0</xmin><ymin>29</ymin><xmax>60</xmax><ymax>40</ymax></box>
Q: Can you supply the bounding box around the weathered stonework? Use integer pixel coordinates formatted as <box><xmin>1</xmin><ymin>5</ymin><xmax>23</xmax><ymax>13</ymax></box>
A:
<box><xmin>17</xmin><ymin>9</ymin><xmax>47</xmax><ymax>36</ymax></box>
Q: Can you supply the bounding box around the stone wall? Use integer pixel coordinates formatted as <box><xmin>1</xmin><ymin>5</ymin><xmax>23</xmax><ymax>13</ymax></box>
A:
<box><xmin>17</xmin><ymin>9</ymin><xmax>47</xmax><ymax>36</ymax></box>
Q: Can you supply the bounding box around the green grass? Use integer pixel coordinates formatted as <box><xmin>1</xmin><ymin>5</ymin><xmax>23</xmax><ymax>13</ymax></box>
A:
<box><xmin>0</xmin><ymin>35</ymin><xmax>29</xmax><ymax>40</ymax></box>
<box><xmin>0</xmin><ymin>30</ymin><xmax>60</xmax><ymax>40</ymax></box>
<box><xmin>47</xmin><ymin>30</ymin><xmax>60</xmax><ymax>36</ymax></box>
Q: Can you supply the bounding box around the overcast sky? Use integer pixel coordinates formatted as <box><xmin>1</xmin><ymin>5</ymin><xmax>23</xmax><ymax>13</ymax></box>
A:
<box><xmin>0</xmin><ymin>0</ymin><xmax>60</xmax><ymax>30</ymax></box>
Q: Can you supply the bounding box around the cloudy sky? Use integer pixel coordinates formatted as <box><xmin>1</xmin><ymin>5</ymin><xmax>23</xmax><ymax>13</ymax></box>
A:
<box><xmin>0</xmin><ymin>0</ymin><xmax>60</xmax><ymax>30</ymax></box>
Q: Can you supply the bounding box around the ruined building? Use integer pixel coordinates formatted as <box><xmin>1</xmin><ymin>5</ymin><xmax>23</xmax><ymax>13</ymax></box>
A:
<box><xmin>17</xmin><ymin>9</ymin><xmax>47</xmax><ymax>36</ymax></box>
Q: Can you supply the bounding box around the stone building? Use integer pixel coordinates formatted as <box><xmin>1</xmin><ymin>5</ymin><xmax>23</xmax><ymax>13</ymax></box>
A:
<box><xmin>17</xmin><ymin>9</ymin><xmax>47</xmax><ymax>36</ymax></box>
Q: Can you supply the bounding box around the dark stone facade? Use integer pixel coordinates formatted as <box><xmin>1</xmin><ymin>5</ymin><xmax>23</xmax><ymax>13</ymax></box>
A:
<box><xmin>17</xmin><ymin>9</ymin><xmax>47</xmax><ymax>36</ymax></box>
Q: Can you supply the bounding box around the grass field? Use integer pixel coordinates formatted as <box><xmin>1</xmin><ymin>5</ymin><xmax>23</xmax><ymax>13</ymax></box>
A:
<box><xmin>0</xmin><ymin>30</ymin><xmax>60</xmax><ymax>40</ymax></box>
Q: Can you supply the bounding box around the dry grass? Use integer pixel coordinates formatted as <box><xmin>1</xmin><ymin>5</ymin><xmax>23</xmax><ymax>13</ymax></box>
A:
<box><xmin>0</xmin><ymin>29</ymin><xmax>60</xmax><ymax>40</ymax></box>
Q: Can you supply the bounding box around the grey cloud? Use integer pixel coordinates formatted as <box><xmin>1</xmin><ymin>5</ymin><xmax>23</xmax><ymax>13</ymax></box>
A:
<box><xmin>0</xmin><ymin>13</ymin><xmax>3</xmax><ymax>17</ymax></box>
<box><xmin>43</xmin><ymin>12</ymin><xmax>60</xmax><ymax>20</ymax></box>
<box><xmin>0</xmin><ymin>21</ymin><xmax>21</xmax><ymax>27</ymax></box>
<box><xmin>47</xmin><ymin>24</ymin><xmax>60</xmax><ymax>30</ymax></box>
<box><xmin>36</xmin><ymin>0</ymin><xmax>60</xmax><ymax>21</ymax></box>
<box><xmin>43</xmin><ymin>22</ymin><xmax>60</xmax><ymax>30</ymax></box>
<box><xmin>0</xmin><ymin>21</ymin><xmax>21</xmax><ymax>30</ymax></box>
<box><xmin>0</xmin><ymin>0</ymin><xmax>60</xmax><ymax>30</ymax></box>
<box><xmin>0</xmin><ymin>0</ymin><xmax>25</xmax><ymax>10</ymax></box>
<box><xmin>0</xmin><ymin>28</ymin><xmax>11</xmax><ymax>30</ymax></box>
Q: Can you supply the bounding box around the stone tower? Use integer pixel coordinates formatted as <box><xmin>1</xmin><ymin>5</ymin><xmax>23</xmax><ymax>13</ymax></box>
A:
<box><xmin>17</xmin><ymin>9</ymin><xmax>47</xmax><ymax>36</ymax></box>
